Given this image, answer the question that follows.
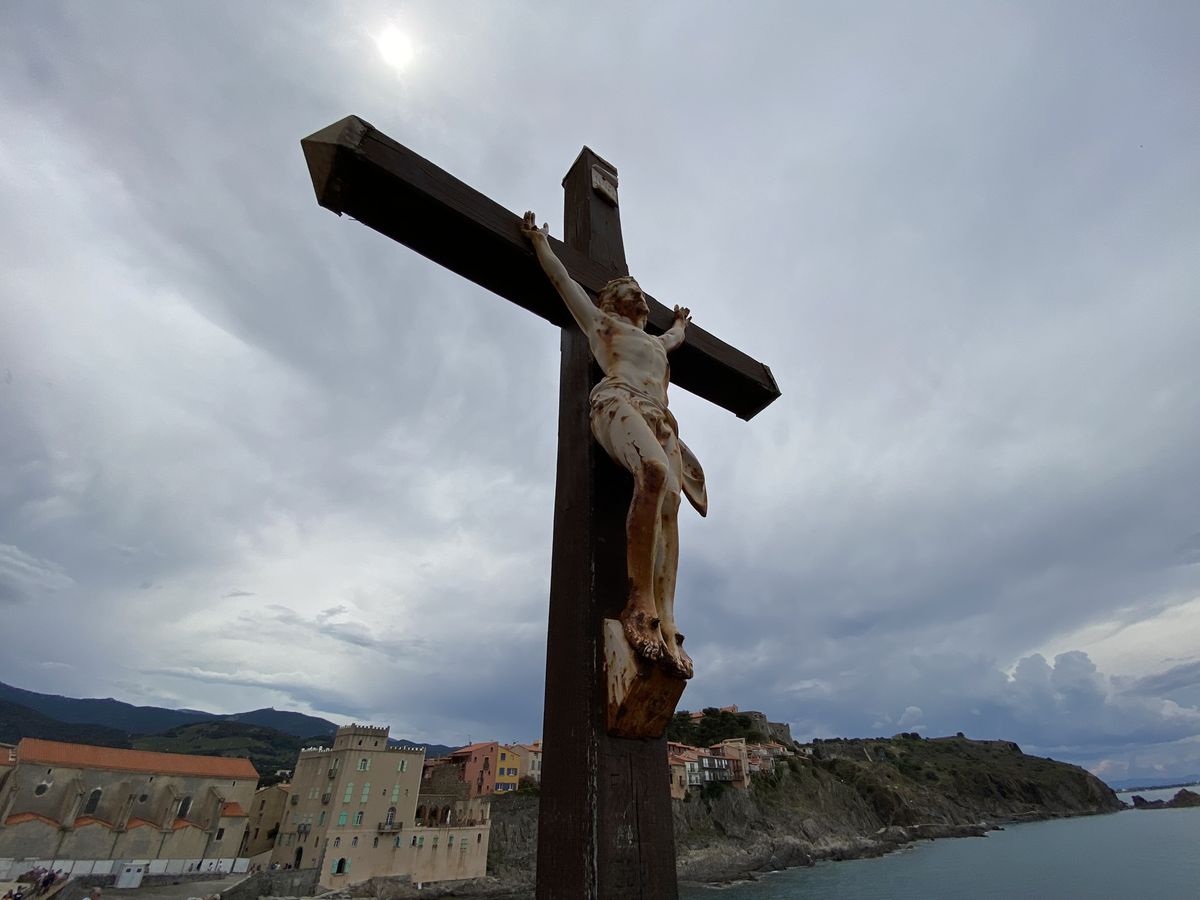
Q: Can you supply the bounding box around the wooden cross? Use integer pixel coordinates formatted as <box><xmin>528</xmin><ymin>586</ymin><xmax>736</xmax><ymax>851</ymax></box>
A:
<box><xmin>302</xmin><ymin>116</ymin><xmax>780</xmax><ymax>900</ymax></box>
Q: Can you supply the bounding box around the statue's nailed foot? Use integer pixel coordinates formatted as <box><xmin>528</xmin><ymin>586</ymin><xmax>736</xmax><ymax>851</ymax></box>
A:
<box><xmin>666</xmin><ymin>633</ymin><xmax>694</xmax><ymax>680</ymax></box>
<box><xmin>620</xmin><ymin>607</ymin><xmax>668</xmax><ymax>664</ymax></box>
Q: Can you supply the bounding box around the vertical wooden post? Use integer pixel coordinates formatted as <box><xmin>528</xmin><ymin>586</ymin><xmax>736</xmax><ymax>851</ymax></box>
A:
<box><xmin>536</xmin><ymin>150</ymin><xmax>680</xmax><ymax>899</ymax></box>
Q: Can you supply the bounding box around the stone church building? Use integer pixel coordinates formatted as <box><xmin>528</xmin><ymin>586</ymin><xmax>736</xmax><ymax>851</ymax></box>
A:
<box><xmin>0</xmin><ymin>738</ymin><xmax>256</xmax><ymax>862</ymax></box>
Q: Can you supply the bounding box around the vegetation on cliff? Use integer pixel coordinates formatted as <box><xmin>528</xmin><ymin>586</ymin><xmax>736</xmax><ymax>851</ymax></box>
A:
<box><xmin>666</xmin><ymin>708</ymin><xmax>769</xmax><ymax>746</ymax></box>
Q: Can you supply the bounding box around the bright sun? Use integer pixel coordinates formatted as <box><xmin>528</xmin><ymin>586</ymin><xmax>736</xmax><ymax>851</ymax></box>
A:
<box><xmin>375</xmin><ymin>26</ymin><xmax>415</xmax><ymax>70</ymax></box>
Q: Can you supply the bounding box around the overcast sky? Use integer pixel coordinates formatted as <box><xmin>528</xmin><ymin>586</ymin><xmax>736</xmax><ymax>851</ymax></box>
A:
<box><xmin>2</xmin><ymin>1</ymin><xmax>1198</xmax><ymax>783</ymax></box>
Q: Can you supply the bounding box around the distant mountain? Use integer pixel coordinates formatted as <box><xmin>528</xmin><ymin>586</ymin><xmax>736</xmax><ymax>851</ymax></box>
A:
<box><xmin>0</xmin><ymin>681</ymin><xmax>214</xmax><ymax>734</ymax></box>
<box><xmin>0</xmin><ymin>698</ymin><xmax>133</xmax><ymax>749</ymax></box>
<box><xmin>219</xmin><ymin>708</ymin><xmax>338</xmax><ymax>738</ymax></box>
<box><xmin>0</xmin><ymin>682</ymin><xmax>338</xmax><ymax>738</ymax></box>
<box><xmin>1106</xmin><ymin>774</ymin><xmax>1200</xmax><ymax>792</ymax></box>
<box><xmin>0</xmin><ymin>681</ymin><xmax>452</xmax><ymax>752</ymax></box>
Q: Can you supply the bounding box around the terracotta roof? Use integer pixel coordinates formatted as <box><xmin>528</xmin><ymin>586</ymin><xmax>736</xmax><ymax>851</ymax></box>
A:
<box><xmin>72</xmin><ymin>816</ymin><xmax>112</xmax><ymax>828</ymax></box>
<box><xmin>125</xmin><ymin>817</ymin><xmax>156</xmax><ymax>829</ymax></box>
<box><xmin>451</xmin><ymin>742</ymin><xmax>496</xmax><ymax>756</ymax></box>
<box><xmin>17</xmin><ymin>739</ymin><xmax>258</xmax><ymax>780</ymax></box>
<box><xmin>5</xmin><ymin>812</ymin><xmax>59</xmax><ymax>827</ymax></box>
<box><xmin>221</xmin><ymin>801</ymin><xmax>248</xmax><ymax>817</ymax></box>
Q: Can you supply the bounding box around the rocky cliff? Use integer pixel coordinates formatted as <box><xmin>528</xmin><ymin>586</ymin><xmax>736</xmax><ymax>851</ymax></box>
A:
<box><xmin>485</xmin><ymin>735</ymin><xmax>1121</xmax><ymax>890</ymax></box>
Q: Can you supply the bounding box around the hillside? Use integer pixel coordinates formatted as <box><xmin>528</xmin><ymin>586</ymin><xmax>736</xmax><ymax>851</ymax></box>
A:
<box><xmin>485</xmin><ymin>734</ymin><xmax>1123</xmax><ymax>889</ymax></box>
<box><xmin>131</xmin><ymin>721</ymin><xmax>327</xmax><ymax>781</ymax></box>
<box><xmin>0</xmin><ymin>699</ymin><xmax>133</xmax><ymax>749</ymax></box>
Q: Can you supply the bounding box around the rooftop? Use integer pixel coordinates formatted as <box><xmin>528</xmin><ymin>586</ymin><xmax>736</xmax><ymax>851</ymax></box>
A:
<box><xmin>17</xmin><ymin>738</ymin><xmax>257</xmax><ymax>780</ymax></box>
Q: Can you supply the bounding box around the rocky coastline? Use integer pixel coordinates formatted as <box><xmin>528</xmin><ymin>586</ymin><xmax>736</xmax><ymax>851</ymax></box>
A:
<box><xmin>1128</xmin><ymin>788</ymin><xmax>1200</xmax><ymax>810</ymax></box>
<box><xmin>470</xmin><ymin>734</ymin><xmax>1122</xmax><ymax>896</ymax></box>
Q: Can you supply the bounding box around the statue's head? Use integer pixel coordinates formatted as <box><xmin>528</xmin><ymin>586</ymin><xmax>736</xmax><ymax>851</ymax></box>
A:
<box><xmin>597</xmin><ymin>276</ymin><xmax>649</xmax><ymax>327</ymax></box>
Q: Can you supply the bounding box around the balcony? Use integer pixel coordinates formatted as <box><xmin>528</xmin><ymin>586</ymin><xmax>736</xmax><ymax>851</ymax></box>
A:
<box><xmin>377</xmin><ymin>821</ymin><xmax>402</xmax><ymax>833</ymax></box>
<box><xmin>297</xmin><ymin>823</ymin><xmax>311</xmax><ymax>834</ymax></box>
<box><xmin>328</xmin><ymin>768</ymin><xmax>337</xmax><ymax>779</ymax></box>
<box><xmin>320</xmin><ymin>793</ymin><xmax>331</xmax><ymax>805</ymax></box>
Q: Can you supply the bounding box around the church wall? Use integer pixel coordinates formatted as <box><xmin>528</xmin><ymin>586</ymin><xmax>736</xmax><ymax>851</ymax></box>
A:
<box><xmin>0</xmin><ymin>746</ymin><xmax>255</xmax><ymax>863</ymax></box>
<box><xmin>0</xmin><ymin>817</ymin><xmax>58</xmax><ymax>858</ymax></box>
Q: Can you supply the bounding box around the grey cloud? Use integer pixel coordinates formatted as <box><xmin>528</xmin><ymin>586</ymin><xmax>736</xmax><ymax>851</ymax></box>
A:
<box><xmin>1</xmin><ymin>1</ymin><xmax>1198</xmax><ymax>771</ymax></box>
<box><xmin>0</xmin><ymin>544</ymin><xmax>73</xmax><ymax>604</ymax></box>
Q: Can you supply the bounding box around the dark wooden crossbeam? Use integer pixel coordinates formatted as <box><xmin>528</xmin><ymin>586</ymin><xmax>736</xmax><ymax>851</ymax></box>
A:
<box><xmin>302</xmin><ymin>116</ymin><xmax>780</xmax><ymax>421</ymax></box>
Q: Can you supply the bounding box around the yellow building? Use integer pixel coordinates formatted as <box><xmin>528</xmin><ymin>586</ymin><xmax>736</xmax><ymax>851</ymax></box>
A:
<box><xmin>495</xmin><ymin>746</ymin><xmax>521</xmax><ymax>793</ymax></box>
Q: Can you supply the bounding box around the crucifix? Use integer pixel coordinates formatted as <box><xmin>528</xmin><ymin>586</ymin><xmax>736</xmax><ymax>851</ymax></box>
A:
<box><xmin>302</xmin><ymin>117</ymin><xmax>779</xmax><ymax>899</ymax></box>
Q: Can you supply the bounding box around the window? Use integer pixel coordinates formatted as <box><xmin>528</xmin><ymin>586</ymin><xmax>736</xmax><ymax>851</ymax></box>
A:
<box><xmin>83</xmin><ymin>788</ymin><xmax>102</xmax><ymax>815</ymax></box>
<box><xmin>418</xmin><ymin>836</ymin><xmax>424</xmax><ymax>848</ymax></box>
<box><xmin>390</xmin><ymin>784</ymin><xmax>400</xmax><ymax>802</ymax></box>
<box><xmin>178</xmin><ymin>796</ymin><xmax>192</xmax><ymax>818</ymax></box>
<box><xmin>477</xmin><ymin>833</ymin><xmax>482</xmax><ymax>843</ymax></box>
<box><xmin>500</xmin><ymin>752</ymin><xmax>507</xmax><ymax>761</ymax></box>
<box><xmin>215</xmin><ymin>828</ymin><xmax>225</xmax><ymax>841</ymax></box>
<box><xmin>34</xmin><ymin>783</ymin><xmax>50</xmax><ymax>796</ymax></box>
<box><xmin>260</xmin><ymin>799</ymin><xmax>266</xmax><ymax>811</ymax></box>
<box><xmin>357</xmin><ymin>758</ymin><xmax>369</xmax><ymax>771</ymax></box>
<box><xmin>360</xmin><ymin>783</ymin><xmax>370</xmax><ymax>803</ymax></box>
<box><xmin>372</xmin><ymin>837</ymin><xmax>379</xmax><ymax>848</ymax></box>
<box><xmin>332</xmin><ymin>857</ymin><xmax>348</xmax><ymax>875</ymax></box>
<box><xmin>448</xmin><ymin>835</ymin><xmax>454</xmax><ymax>847</ymax></box>
<box><xmin>400</xmin><ymin>759</ymin><xmax>408</xmax><ymax>773</ymax></box>
<box><xmin>394</xmin><ymin>837</ymin><xmax>402</xmax><ymax>848</ymax></box>
<box><xmin>334</xmin><ymin>837</ymin><xmax>341</xmax><ymax>847</ymax></box>
<box><xmin>343</xmin><ymin>783</ymin><xmax>354</xmax><ymax>803</ymax></box>
<box><xmin>353</xmin><ymin>811</ymin><xmax>363</xmax><ymax>826</ymax></box>
<box><xmin>337</xmin><ymin>812</ymin><xmax>347</xmax><ymax>827</ymax></box>
<box><xmin>351</xmin><ymin>836</ymin><xmax>358</xmax><ymax>847</ymax></box>
<box><xmin>318</xmin><ymin>811</ymin><xmax>325</xmax><ymax>826</ymax></box>
<box><xmin>411</xmin><ymin>836</ymin><xmax>417</xmax><ymax>847</ymax></box>
<box><xmin>432</xmin><ymin>835</ymin><xmax>438</xmax><ymax>847</ymax></box>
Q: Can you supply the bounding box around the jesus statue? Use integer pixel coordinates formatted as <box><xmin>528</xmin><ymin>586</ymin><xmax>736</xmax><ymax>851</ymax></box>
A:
<box><xmin>523</xmin><ymin>211</ymin><xmax>707</xmax><ymax>680</ymax></box>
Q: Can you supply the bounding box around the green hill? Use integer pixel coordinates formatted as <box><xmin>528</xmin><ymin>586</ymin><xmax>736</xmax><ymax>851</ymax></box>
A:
<box><xmin>131</xmin><ymin>721</ymin><xmax>326</xmax><ymax>782</ymax></box>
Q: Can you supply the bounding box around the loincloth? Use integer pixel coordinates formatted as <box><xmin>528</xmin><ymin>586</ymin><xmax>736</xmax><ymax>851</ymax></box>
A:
<box><xmin>588</xmin><ymin>379</ymin><xmax>708</xmax><ymax>516</ymax></box>
<box><xmin>589</xmin><ymin>380</ymin><xmax>678</xmax><ymax>443</ymax></box>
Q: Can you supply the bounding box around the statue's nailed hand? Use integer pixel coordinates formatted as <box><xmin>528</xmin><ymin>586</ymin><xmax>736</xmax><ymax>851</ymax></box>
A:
<box><xmin>673</xmin><ymin>305</ymin><xmax>692</xmax><ymax>327</ymax></box>
<box><xmin>522</xmin><ymin>211</ymin><xmax>549</xmax><ymax>243</ymax></box>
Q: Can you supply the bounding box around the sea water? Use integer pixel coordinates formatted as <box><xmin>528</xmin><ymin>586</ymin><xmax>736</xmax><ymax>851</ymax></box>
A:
<box><xmin>682</xmin><ymin>787</ymin><xmax>1200</xmax><ymax>900</ymax></box>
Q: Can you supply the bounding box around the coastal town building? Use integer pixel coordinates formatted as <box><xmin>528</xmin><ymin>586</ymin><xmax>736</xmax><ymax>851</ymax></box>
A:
<box><xmin>270</xmin><ymin>724</ymin><xmax>489</xmax><ymax>888</ymax></box>
<box><xmin>0</xmin><ymin>738</ymin><xmax>255</xmax><ymax>864</ymax></box>
<box><xmin>238</xmin><ymin>782</ymin><xmax>290</xmax><ymax>859</ymax></box>
<box><xmin>495</xmin><ymin>746</ymin><xmax>521</xmax><ymax>793</ymax></box>
<box><xmin>514</xmin><ymin>742</ymin><xmax>542</xmax><ymax>783</ymax></box>
<box><xmin>442</xmin><ymin>743</ymin><xmax>502</xmax><ymax>797</ymax></box>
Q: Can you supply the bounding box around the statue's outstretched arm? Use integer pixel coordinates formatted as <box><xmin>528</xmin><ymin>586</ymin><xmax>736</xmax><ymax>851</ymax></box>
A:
<box><xmin>522</xmin><ymin>211</ymin><xmax>601</xmax><ymax>334</ymax></box>
<box><xmin>660</xmin><ymin>305</ymin><xmax>691</xmax><ymax>352</ymax></box>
